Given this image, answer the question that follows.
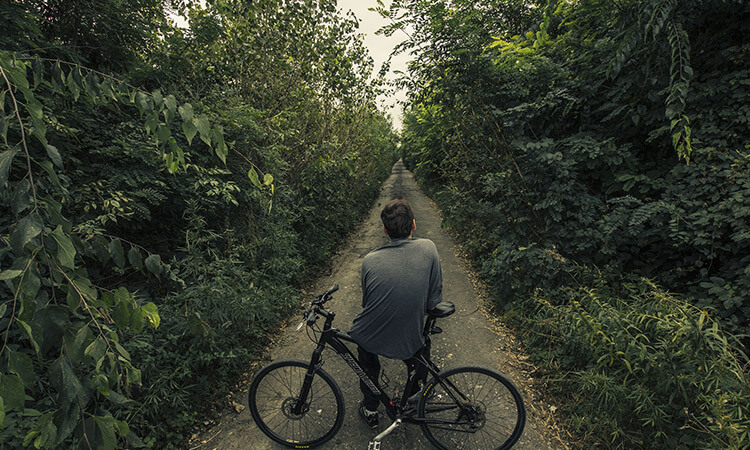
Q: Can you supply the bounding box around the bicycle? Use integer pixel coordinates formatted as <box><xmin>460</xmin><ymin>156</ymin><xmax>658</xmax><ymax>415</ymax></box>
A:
<box><xmin>248</xmin><ymin>285</ymin><xmax>526</xmax><ymax>449</ymax></box>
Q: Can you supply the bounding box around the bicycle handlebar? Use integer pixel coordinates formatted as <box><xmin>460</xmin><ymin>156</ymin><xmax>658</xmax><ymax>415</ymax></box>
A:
<box><xmin>299</xmin><ymin>285</ymin><xmax>451</xmax><ymax>337</ymax></box>
<box><xmin>296</xmin><ymin>285</ymin><xmax>338</xmax><ymax>331</ymax></box>
<box><xmin>313</xmin><ymin>284</ymin><xmax>339</xmax><ymax>305</ymax></box>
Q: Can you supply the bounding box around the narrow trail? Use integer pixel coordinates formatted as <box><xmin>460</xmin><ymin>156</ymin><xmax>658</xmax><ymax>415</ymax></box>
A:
<box><xmin>195</xmin><ymin>161</ymin><xmax>557</xmax><ymax>449</ymax></box>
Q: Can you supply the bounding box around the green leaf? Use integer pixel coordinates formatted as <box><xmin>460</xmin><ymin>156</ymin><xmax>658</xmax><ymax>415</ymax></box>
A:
<box><xmin>94</xmin><ymin>416</ymin><xmax>117</xmax><ymax>450</ymax></box>
<box><xmin>50</xmin><ymin>357</ymin><xmax>87</xmax><ymax>407</ymax></box>
<box><xmin>11</xmin><ymin>179</ymin><xmax>32</xmax><ymax>215</ymax></box>
<box><xmin>25</xmin><ymin>98</ymin><xmax>43</xmax><ymax>120</ymax></box>
<box><xmin>18</xmin><ymin>269</ymin><xmax>41</xmax><ymax>322</ymax></box>
<box><xmin>30</xmin><ymin>116</ymin><xmax>48</xmax><ymax>147</ymax></box>
<box><xmin>0</xmin><ymin>397</ymin><xmax>4</xmax><ymax>427</ymax></box>
<box><xmin>10</xmin><ymin>214</ymin><xmax>43</xmax><ymax>253</ymax></box>
<box><xmin>50</xmin><ymin>225</ymin><xmax>76</xmax><ymax>269</ymax></box>
<box><xmin>0</xmin><ymin>147</ymin><xmax>19</xmax><ymax>187</ymax></box>
<box><xmin>37</xmin><ymin>160</ymin><xmax>63</xmax><ymax>192</ymax></box>
<box><xmin>194</xmin><ymin>116</ymin><xmax>211</xmax><ymax>146</ymax></box>
<box><xmin>141</xmin><ymin>302</ymin><xmax>160</xmax><ymax>329</ymax></box>
<box><xmin>52</xmin><ymin>402</ymin><xmax>77</xmax><ymax>445</ymax></box>
<box><xmin>135</xmin><ymin>91</ymin><xmax>150</xmax><ymax>112</ymax></box>
<box><xmin>165</xmin><ymin>95</ymin><xmax>177</xmax><ymax>113</ymax></box>
<box><xmin>248</xmin><ymin>167</ymin><xmax>262</xmax><ymax>189</ymax></box>
<box><xmin>26</xmin><ymin>411</ymin><xmax>57</xmax><ymax>449</ymax></box>
<box><xmin>126</xmin><ymin>366</ymin><xmax>142</xmax><ymax>386</ymax></box>
<box><xmin>129</xmin><ymin>307</ymin><xmax>145</xmax><ymax>333</ymax></box>
<box><xmin>85</xmin><ymin>72</ymin><xmax>100</xmax><ymax>97</ymax></box>
<box><xmin>8</xmin><ymin>350</ymin><xmax>36</xmax><ymax>389</ymax></box>
<box><xmin>127</xmin><ymin>246</ymin><xmax>143</xmax><ymax>270</ymax></box>
<box><xmin>144</xmin><ymin>113</ymin><xmax>158</xmax><ymax>135</ymax></box>
<box><xmin>72</xmin><ymin>277</ymin><xmax>97</xmax><ymax>303</ymax></box>
<box><xmin>16</xmin><ymin>319</ymin><xmax>41</xmax><ymax>355</ymax></box>
<box><xmin>31</xmin><ymin>57</ymin><xmax>42</xmax><ymax>88</ymax></box>
<box><xmin>1</xmin><ymin>115</ymin><xmax>9</xmax><ymax>145</ymax></box>
<box><xmin>182</xmin><ymin>118</ymin><xmax>197</xmax><ymax>145</ymax></box>
<box><xmin>0</xmin><ymin>269</ymin><xmax>23</xmax><ymax>280</ymax></box>
<box><xmin>114</xmin><ymin>419</ymin><xmax>130</xmax><ymax>438</ymax></box>
<box><xmin>111</xmin><ymin>300</ymin><xmax>131</xmax><ymax>331</ymax></box>
<box><xmin>84</xmin><ymin>337</ymin><xmax>106</xmax><ymax>365</ymax></box>
<box><xmin>144</xmin><ymin>254</ymin><xmax>162</xmax><ymax>279</ymax></box>
<box><xmin>151</xmin><ymin>90</ymin><xmax>163</xmax><ymax>109</ymax></box>
<box><xmin>6</xmin><ymin>65</ymin><xmax>29</xmax><ymax>91</ymax></box>
<box><xmin>66</xmin><ymin>69</ymin><xmax>80</xmax><ymax>101</ymax></box>
<box><xmin>108</xmin><ymin>239</ymin><xmax>125</xmax><ymax>269</ymax></box>
<box><xmin>92</xmin><ymin>374</ymin><xmax>110</xmax><ymax>396</ymax></box>
<box><xmin>45</xmin><ymin>145</ymin><xmax>63</xmax><ymax>168</ymax></box>
<box><xmin>157</xmin><ymin>124</ymin><xmax>171</xmax><ymax>145</ymax></box>
<box><xmin>43</xmin><ymin>196</ymin><xmax>72</xmax><ymax>233</ymax></box>
<box><xmin>263</xmin><ymin>173</ymin><xmax>274</xmax><ymax>186</ymax></box>
<box><xmin>212</xmin><ymin>128</ymin><xmax>227</xmax><ymax>163</ymax></box>
<box><xmin>0</xmin><ymin>373</ymin><xmax>25</xmax><ymax>412</ymax></box>
<box><xmin>178</xmin><ymin>103</ymin><xmax>194</xmax><ymax>122</ymax></box>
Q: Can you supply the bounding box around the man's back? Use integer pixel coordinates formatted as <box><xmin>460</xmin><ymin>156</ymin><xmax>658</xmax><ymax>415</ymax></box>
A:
<box><xmin>349</xmin><ymin>237</ymin><xmax>443</xmax><ymax>360</ymax></box>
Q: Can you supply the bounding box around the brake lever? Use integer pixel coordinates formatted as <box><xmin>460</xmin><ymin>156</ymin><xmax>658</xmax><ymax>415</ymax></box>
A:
<box><xmin>296</xmin><ymin>309</ymin><xmax>311</xmax><ymax>331</ymax></box>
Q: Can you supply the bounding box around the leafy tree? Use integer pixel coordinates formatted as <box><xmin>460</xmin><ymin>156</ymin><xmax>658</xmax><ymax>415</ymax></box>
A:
<box><xmin>395</xmin><ymin>0</ymin><xmax>750</xmax><ymax>447</ymax></box>
<box><xmin>1</xmin><ymin>0</ymin><xmax>398</xmax><ymax>447</ymax></box>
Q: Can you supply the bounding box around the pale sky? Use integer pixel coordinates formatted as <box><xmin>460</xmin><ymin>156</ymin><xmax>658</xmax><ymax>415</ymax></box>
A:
<box><xmin>337</xmin><ymin>0</ymin><xmax>411</xmax><ymax>130</ymax></box>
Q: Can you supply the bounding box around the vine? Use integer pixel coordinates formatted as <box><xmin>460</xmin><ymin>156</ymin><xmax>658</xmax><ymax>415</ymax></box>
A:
<box><xmin>0</xmin><ymin>50</ymin><xmax>268</xmax><ymax>448</ymax></box>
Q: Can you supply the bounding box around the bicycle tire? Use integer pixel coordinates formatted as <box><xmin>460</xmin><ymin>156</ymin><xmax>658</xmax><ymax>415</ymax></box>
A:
<box><xmin>418</xmin><ymin>366</ymin><xmax>526</xmax><ymax>450</ymax></box>
<box><xmin>249</xmin><ymin>360</ymin><xmax>345</xmax><ymax>448</ymax></box>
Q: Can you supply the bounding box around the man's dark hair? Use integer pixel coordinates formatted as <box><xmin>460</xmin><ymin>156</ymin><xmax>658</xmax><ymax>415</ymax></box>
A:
<box><xmin>381</xmin><ymin>198</ymin><xmax>415</xmax><ymax>239</ymax></box>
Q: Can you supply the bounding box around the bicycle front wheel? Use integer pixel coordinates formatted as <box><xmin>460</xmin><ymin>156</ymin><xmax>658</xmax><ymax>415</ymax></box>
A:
<box><xmin>249</xmin><ymin>360</ymin><xmax>345</xmax><ymax>448</ymax></box>
<box><xmin>418</xmin><ymin>366</ymin><xmax>526</xmax><ymax>450</ymax></box>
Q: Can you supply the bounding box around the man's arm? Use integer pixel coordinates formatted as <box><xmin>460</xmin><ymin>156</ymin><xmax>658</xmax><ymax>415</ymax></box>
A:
<box><xmin>426</xmin><ymin>244</ymin><xmax>443</xmax><ymax>310</ymax></box>
<box><xmin>361</xmin><ymin>260</ymin><xmax>369</xmax><ymax>308</ymax></box>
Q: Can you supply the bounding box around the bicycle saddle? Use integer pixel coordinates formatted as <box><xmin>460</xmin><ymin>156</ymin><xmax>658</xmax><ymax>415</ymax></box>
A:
<box><xmin>427</xmin><ymin>301</ymin><xmax>455</xmax><ymax>318</ymax></box>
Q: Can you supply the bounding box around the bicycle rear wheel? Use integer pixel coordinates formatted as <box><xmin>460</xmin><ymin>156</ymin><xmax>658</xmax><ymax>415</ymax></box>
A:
<box><xmin>249</xmin><ymin>360</ymin><xmax>345</xmax><ymax>448</ymax></box>
<box><xmin>418</xmin><ymin>366</ymin><xmax>525</xmax><ymax>449</ymax></box>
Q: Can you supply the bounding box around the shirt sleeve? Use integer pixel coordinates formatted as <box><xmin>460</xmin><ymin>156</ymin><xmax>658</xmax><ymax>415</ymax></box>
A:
<box><xmin>426</xmin><ymin>244</ymin><xmax>443</xmax><ymax>310</ymax></box>
<box><xmin>360</xmin><ymin>259</ymin><xmax>368</xmax><ymax>308</ymax></box>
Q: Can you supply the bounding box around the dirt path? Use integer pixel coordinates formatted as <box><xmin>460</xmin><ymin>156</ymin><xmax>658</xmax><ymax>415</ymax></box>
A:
<box><xmin>193</xmin><ymin>161</ymin><xmax>558</xmax><ymax>449</ymax></box>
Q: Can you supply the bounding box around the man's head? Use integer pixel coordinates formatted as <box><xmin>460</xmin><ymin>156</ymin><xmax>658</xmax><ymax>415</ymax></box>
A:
<box><xmin>381</xmin><ymin>198</ymin><xmax>415</xmax><ymax>239</ymax></box>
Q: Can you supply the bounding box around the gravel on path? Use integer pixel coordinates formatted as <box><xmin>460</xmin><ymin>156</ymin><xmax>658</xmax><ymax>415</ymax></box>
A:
<box><xmin>192</xmin><ymin>161</ymin><xmax>561</xmax><ymax>450</ymax></box>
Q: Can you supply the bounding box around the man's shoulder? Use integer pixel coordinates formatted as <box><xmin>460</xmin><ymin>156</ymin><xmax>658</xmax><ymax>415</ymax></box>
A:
<box><xmin>411</xmin><ymin>237</ymin><xmax>437</xmax><ymax>248</ymax></box>
<box><xmin>364</xmin><ymin>238</ymin><xmax>437</xmax><ymax>258</ymax></box>
<box><xmin>407</xmin><ymin>238</ymin><xmax>439</xmax><ymax>256</ymax></box>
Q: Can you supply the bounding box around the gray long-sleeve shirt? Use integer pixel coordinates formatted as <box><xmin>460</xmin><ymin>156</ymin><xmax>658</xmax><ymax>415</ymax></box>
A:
<box><xmin>349</xmin><ymin>237</ymin><xmax>443</xmax><ymax>360</ymax></box>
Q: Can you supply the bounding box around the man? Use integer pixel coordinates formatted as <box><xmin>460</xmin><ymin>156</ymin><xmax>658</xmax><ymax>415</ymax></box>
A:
<box><xmin>349</xmin><ymin>198</ymin><xmax>443</xmax><ymax>428</ymax></box>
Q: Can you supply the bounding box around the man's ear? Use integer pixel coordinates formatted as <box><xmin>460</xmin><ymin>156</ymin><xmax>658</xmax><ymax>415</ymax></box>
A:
<box><xmin>383</xmin><ymin>224</ymin><xmax>388</xmax><ymax>236</ymax></box>
<box><xmin>412</xmin><ymin>219</ymin><xmax>416</xmax><ymax>231</ymax></box>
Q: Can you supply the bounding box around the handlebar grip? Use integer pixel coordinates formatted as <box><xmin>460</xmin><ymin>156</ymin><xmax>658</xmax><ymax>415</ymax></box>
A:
<box><xmin>324</xmin><ymin>285</ymin><xmax>339</xmax><ymax>296</ymax></box>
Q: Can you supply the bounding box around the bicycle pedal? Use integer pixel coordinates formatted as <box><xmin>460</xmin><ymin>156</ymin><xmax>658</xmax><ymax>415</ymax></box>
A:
<box><xmin>368</xmin><ymin>442</ymin><xmax>380</xmax><ymax>450</ymax></box>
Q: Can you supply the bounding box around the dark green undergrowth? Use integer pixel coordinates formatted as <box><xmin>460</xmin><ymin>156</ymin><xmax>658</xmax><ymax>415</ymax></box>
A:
<box><xmin>422</xmin><ymin>187</ymin><xmax>750</xmax><ymax>449</ymax></box>
<box><xmin>1</xmin><ymin>1</ymin><xmax>397</xmax><ymax>448</ymax></box>
<box><xmin>393</xmin><ymin>0</ymin><xmax>750</xmax><ymax>447</ymax></box>
<box><xmin>501</xmin><ymin>253</ymin><xmax>749</xmax><ymax>448</ymax></box>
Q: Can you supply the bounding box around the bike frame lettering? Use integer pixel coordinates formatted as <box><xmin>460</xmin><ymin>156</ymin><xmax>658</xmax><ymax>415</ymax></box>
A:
<box><xmin>340</xmin><ymin>351</ymin><xmax>381</xmax><ymax>395</ymax></box>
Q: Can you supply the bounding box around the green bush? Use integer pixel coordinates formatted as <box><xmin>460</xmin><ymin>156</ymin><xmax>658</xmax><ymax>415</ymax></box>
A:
<box><xmin>0</xmin><ymin>0</ymin><xmax>398</xmax><ymax>448</ymax></box>
<box><xmin>519</xmin><ymin>261</ymin><xmax>749</xmax><ymax>448</ymax></box>
<box><xmin>395</xmin><ymin>0</ymin><xmax>750</xmax><ymax>447</ymax></box>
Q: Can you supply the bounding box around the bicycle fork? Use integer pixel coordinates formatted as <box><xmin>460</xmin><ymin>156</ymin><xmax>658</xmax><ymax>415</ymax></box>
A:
<box><xmin>292</xmin><ymin>344</ymin><xmax>325</xmax><ymax>415</ymax></box>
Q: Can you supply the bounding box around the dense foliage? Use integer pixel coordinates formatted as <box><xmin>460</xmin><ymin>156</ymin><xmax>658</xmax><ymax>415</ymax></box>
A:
<box><xmin>389</xmin><ymin>0</ymin><xmax>749</xmax><ymax>447</ymax></box>
<box><xmin>0</xmin><ymin>0</ymin><xmax>397</xmax><ymax>448</ymax></box>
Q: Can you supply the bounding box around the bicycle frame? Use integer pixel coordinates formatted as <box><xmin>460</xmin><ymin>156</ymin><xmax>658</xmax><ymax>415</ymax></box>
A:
<box><xmin>294</xmin><ymin>306</ymin><xmax>471</xmax><ymax>427</ymax></box>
